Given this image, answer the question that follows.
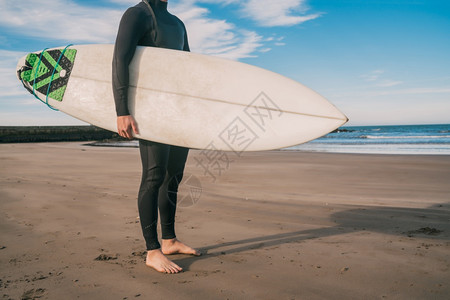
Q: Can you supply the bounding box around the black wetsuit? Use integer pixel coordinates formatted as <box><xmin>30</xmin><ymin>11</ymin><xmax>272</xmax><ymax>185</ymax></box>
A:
<box><xmin>112</xmin><ymin>0</ymin><xmax>190</xmax><ymax>250</ymax></box>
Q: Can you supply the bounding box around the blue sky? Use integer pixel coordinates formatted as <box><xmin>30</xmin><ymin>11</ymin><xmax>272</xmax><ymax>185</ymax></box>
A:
<box><xmin>0</xmin><ymin>0</ymin><xmax>449</xmax><ymax>126</ymax></box>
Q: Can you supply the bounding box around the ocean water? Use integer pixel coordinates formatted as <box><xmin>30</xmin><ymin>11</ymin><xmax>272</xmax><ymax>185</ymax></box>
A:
<box><xmin>89</xmin><ymin>124</ymin><xmax>450</xmax><ymax>155</ymax></box>
<box><xmin>288</xmin><ymin>124</ymin><xmax>450</xmax><ymax>155</ymax></box>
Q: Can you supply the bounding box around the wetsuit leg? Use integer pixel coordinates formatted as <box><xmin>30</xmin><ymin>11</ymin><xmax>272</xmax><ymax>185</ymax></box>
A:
<box><xmin>158</xmin><ymin>145</ymin><xmax>189</xmax><ymax>240</ymax></box>
<box><xmin>138</xmin><ymin>139</ymin><xmax>170</xmax><ymax>250</ymax></box>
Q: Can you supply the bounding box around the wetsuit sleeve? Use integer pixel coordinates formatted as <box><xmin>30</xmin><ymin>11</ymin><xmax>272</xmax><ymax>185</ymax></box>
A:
<box><xmin>182</xmin><ymin>23</ymin><xmax>190</xmax><ymax>52</ymax></box>
<box><xmin>112</xmin><ymin>7</ymin><xmax>151</xmax><ymax>116</ymax></box>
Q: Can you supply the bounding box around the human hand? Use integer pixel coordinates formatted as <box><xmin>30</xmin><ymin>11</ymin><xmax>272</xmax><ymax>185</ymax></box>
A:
<box><xmin>117</xmin><ymin>115</ymin><xmax>139</xmax><ymax>139</ymax></box>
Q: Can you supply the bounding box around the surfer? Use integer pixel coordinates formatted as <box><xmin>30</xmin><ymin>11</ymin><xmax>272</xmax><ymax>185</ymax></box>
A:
<box><xmin>112</xmin><ymin>0</ymin><xmax>200</xmax><ymax>274</ymax></box>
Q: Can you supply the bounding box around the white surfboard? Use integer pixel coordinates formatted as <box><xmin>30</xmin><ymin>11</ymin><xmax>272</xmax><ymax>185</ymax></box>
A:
<box><xmin>16</xmin><ymin>44</ymin><xmax>347</xmax><ymax>152</ymax></box>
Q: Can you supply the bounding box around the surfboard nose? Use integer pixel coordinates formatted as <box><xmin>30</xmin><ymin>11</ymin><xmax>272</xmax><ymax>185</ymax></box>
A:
<box><xmin>336</xmin><ymin>109</ymin><xmax>349</xmax><ymax>124</ymax></box>
<box><xmin>340</xmin><ymin>108</ymin><xmax>349</xmax><ymax>124</ymax></box>
<box><xmin>330</xmin><ymin>104</ymin><xmax>348</xmax><ymax>123</ymax></box>
<box><xmin>314</xmin><ymin>92</ymin><xmax>348</xmax><ymax>125</ymax></box>
<box><xmin>319</xmin><ymin>103</ymin><xmax>348</xmax><ymax>129</ymax></box>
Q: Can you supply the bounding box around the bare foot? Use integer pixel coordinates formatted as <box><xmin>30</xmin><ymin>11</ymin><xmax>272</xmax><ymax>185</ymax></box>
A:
<box><xmin>146</xmin><ymin>249</ymin><xmax>183</xmax><ymax>274</ymax></box>
<box><xmin>161</xmin><ymin>238</ymin><xmax>201</xmax><ymax>256</ymax></box>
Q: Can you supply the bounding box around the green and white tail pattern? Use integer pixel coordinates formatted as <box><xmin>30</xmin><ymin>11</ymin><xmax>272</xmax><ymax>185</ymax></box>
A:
<box><xmin>19</xmin><ymin>48</ymin><xmax>77</xmax><ymax>102</ymax></box>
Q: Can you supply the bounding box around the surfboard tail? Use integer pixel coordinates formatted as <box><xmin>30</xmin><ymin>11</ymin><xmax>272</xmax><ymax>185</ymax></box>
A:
<box><xmin>16</xmin><ymin>47</ymin><xmax>77</xmax><ymax>104</ymax></box>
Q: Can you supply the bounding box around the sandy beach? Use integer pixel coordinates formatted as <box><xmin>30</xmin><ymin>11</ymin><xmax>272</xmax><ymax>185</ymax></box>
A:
<box><xmin>1</xmin><ymin>142</ymin><xmax>449</xmax><ymax>299</ymax></box>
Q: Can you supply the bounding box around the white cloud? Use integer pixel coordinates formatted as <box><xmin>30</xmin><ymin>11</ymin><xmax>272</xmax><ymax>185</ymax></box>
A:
<box><xmin>370</xmin><ymin>87</ymin><xmax>450</xmax><ymax>96</ymax></box>
<box><xmin>172</xmin><ymin>2</ymin><xmax>264</xmax><ymax>59</ymax></box>
<box><xmin>108</xmin><ymin>0</ymin><xmax>138</xmax><ymax>5</ymax></box>
<box><xmin>0</xmin><ymin>0</ymin><xmax>316</xmax><ymax>59</ymax></box>
<box><xmin>376</xmin><ymin>80</ymin><xmax>403</xmax><ymax>88</ymax></box>
<box><xmin>0</xmin><ymin>0</ymin><xmax>272</xmax><ymax>60</ymax></box>
<box><xmin>361</xmin><ymin>70</ymin><xmax>403</xmax><ymax>88</ymax></box>
<box><xmin>326</xmin><ymin>84</ymin><xmax>450</xmax><ymax>100</ymax></box>
<box><xmin>215</xmin><ymin>30</ymin><xmax>263</xmax><ymax>59</ymax></box>
<box><xmin>259</xmin><ymin>48</ymin><xmax>272</xmax><ymax>53</ymax></box>
<box><xmin>195</xmin><ymin>0</ymin><xmax>320</xmax><ymax>27</ymax></box>
<box><xmin>0</xmin><ymin>0</ymin><xmax>122</xmax><ymax>43</ymax></box>
<box><xmin>241</xmin><ymin>0</ymin><xmax>321</xmax><ymax>27</ymax></box>
<box><xmin>361</xmin><ymin>70</ymin><xmax>385</xmax><ymax>82</ymax></box>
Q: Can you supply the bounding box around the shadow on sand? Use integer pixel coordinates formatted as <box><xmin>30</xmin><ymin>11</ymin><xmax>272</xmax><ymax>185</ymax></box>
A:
<box><xmin>174</xmin><ymin>202</ymin><xmax>450</xmax><ymax>270</ymax></box>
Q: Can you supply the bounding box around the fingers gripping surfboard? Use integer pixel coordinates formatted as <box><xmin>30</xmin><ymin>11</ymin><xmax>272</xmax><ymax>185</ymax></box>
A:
<box><xmin>16</xmin><ymin>44</ymin><xmax>348</xmax><ymax>151</ymax></box>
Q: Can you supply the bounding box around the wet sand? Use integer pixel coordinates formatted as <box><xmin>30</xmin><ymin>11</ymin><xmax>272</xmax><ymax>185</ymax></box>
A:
<box><xmin>1</xmin><ymin>142</ymin><xmax>449</xmax><ymax>299</ymax></box>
